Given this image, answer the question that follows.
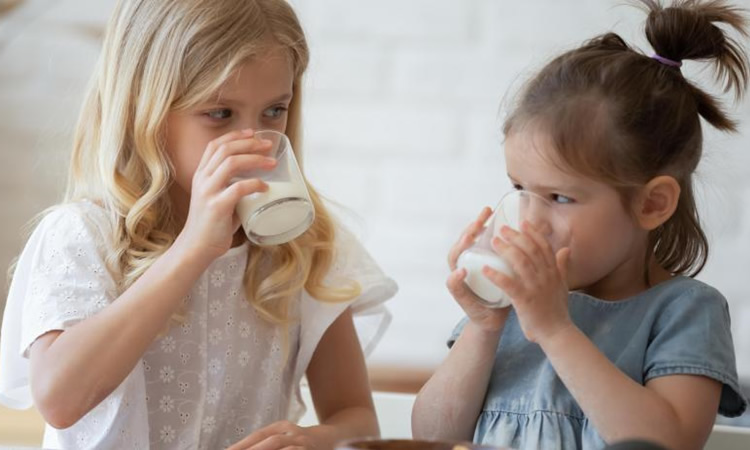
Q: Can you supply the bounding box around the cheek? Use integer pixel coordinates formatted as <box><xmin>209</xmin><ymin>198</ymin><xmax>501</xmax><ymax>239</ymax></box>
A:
<box><xmin>165</xmin><ymin>123</ymin><xmax>211</xmax><ymax>191</ymax></box>
<box><xmin>566</xmin><ymin>210</ymin><xmax>636</xmax><ymax>282</ymax></box>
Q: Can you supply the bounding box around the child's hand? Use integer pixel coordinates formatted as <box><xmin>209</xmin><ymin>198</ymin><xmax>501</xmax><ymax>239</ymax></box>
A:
<box><xmin>226</xmin><ymin>420</ymin><xmax>326</xmax><ymax>450</ymax></box>
<box><xmin>176</xmin><ymin>129</ymin><xmax>276</xmax><ymax>261</ymax></box>
<box><xmin>482</xmin><ymin>221</ymin><xmax>573</xmax><ymax>344</ymax></box>
<box><xmin>447</xmin><ymin>207</ymin><xmax>511</xmax><ymax>333</ymax></box>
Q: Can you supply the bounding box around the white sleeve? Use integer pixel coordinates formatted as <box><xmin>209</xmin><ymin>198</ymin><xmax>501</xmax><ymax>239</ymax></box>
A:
<box><xmin>325</xmin><ymin>225</ymin><xmax>396</xmax><ymax>355</ymax></box>
<box><xmin>288</xmin><ymin>224</ymin><xmax>397</xmax><ymax>421</ymax></box>
<box><xmin>0</xmin><ymin>202</ymin><xmax>150</xmax><ymax>448</ymax></box>
<box><xmin>1</xmin><ymin>203</ymin><xmax>117</xmax><ymax>408</ymax></box>
<box><xmin>0</xmin><ymin>203</ymin><xmax>119</xmax><ymax>406</ymax></box>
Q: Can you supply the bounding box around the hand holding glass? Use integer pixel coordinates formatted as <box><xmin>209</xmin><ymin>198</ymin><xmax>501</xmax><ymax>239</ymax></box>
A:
<box><xmin>234</xmin><ymin>130</ymin><xmax>314</xmax><ymax>246</ymax></box>
<box><xmin>457</xmin><ymin>190</ymin><xmax>570</xmax><ymax>308</ymax></box>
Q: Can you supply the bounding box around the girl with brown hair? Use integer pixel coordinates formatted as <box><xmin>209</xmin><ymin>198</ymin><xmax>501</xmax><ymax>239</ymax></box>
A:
<box><xmin>414</xmin><ymin>1</ymin><xmax>748</xmax><ymax>448</ymax></box>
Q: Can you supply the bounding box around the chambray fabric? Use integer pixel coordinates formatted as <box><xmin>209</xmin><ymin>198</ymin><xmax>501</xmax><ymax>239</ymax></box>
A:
<box><xmin>449</xmin><ymin>276</ymin><xmax>747</xmax><ymax>449</ymax></box>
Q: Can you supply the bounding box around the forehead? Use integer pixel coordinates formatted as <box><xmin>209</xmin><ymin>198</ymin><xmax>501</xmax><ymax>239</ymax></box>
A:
<box><xmin>504</xmin><ymin>130</ymin><xmax>582</xmax><ymax>187</ymax></box>
<box><xmin>216</xmin><ymin>47</ymin><xmax>294</xmax><ymax>100</ymax></box>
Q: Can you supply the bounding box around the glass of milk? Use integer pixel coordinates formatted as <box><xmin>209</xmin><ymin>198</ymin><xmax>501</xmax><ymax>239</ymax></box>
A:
<box><xmin>456</xmin><ymin>190</ymin><xmax>570</xmax><ymax>308</ymax></box>
<box><xmin>235</xmin><ymin>130</ymin><xmax>314</xmax><ymax>246</ymax></box>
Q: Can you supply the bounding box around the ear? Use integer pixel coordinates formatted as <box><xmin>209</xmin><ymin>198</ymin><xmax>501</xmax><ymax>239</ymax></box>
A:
<box><xmin>633</xmin><ymin>176</ymin><xmax>681</xmax><ymax>231</ymax></box>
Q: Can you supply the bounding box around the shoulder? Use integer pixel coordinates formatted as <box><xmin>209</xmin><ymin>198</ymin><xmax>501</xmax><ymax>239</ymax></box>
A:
<box><xmin>649</xmin><ymin>276</ymin><xmax>728</xmax><ymax>317</ymax></box>
<box><xmin>328</xmin><ymin>221</ymin><xmax>382</xmax><ymax>279</ymax></box>
<box><xmin>655</xmin><ymin>276</ymin><xmax>724</xmax><ymax>301</ymax></box>
<box><xmin>13</xmin><ymin>200</ymin><xmax>119</xmax><ymax>281</ymax></box>
<box><xmin>39</xmin><ymin>200</ymin><xmax>113</xmax><ymax>234</ymax></box>
<box><xmin>31</xmin><ymin>200</ymin><xmax>115</xmax><ymax>249</ymax></box>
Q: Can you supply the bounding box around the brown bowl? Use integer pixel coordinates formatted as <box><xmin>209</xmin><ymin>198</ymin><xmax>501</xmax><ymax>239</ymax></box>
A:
<box><xmin>335</xmin><ymin>438</ymin><xmax>508</xmax><ymax>450</ymax></box>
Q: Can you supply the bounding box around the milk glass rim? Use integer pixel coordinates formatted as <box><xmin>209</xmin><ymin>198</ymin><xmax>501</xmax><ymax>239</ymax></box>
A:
<box><xmin>494</xmin><ymin>189</ymin><xmax>554</xmax><ymax>211</ymax></box>
<box><xmin>491</xmin><ymin>188</ymin><xmax>571</xmax><ymax>249</ymax></box>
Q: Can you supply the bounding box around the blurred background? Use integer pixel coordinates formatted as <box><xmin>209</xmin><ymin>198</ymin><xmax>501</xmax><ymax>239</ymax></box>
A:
<box><xmin>1</xmin><ymin>0</ymin><xmax>749</xmax><ymax>445</ymax></box>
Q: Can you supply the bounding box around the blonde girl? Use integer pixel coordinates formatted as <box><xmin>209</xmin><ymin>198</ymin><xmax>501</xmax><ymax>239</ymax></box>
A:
<box><xmin>413</xmin><ymin>1</ymin><xmax>747</xmax><ymax>448</ymax></box>
<box><xmin>0</xmin><ymin>0</ymin><xmax>396</xmax><ymax>448</ymax></box>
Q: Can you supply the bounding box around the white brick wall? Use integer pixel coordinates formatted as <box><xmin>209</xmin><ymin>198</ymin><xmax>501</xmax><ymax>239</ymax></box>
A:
<box><xmin>1</xmin><ymin>1</ymin><xmax>749</xmax><ymax>380</ymax></box>
<box><xmin>291</xmin><ymin>0</ymin><xmax>750</xmax><ymax>377</ymax></box>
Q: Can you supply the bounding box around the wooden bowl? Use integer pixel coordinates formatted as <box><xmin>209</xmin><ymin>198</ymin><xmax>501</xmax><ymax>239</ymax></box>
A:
<box><xmin>336</xmin><ymin>438</ymin><xmax>508</xmax><ymax>450</ymax></box>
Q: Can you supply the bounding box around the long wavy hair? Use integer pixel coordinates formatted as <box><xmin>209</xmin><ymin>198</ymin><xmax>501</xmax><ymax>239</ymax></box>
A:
<box><xmin>65</xmin><ymin>0</ymin><xmax>360</xmax><ymax>324</ymax></box>
<box><xmin>503</xmin><ymin>0</ymin><xmax>748</xmax><ymax>281</ymax></box>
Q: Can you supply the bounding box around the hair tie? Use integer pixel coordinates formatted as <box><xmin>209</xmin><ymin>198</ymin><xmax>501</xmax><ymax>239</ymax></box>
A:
<box><xmin>651</xmin><ymin>54</ymin><xmax>682</xmax><ymax>68</ymax></box>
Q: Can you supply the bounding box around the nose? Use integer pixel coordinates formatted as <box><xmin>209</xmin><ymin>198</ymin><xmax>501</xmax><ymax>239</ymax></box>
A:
<box><xmin>521</xmin><ymin>196</ymin><xmax>553</xmax><ymax>237</ymax></box>
<box><xmin>242</xmin><ymin>123</ymin><xmax>260</xmax><ymax>133</ymax></box>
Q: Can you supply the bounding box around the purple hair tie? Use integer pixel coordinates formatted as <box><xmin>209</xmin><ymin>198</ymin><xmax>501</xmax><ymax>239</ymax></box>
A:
<box><xmin>651</xmin><ymin>54</ymin><xmax>682</xmax><ymax>68</ymax></box>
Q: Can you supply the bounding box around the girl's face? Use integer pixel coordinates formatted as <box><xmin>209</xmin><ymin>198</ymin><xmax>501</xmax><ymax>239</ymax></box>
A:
<box><xmin>504</xmin><ymin>130</ymin><xmax>651</xmax><ymax>300</ymax></box>
<box><xmin>165</xmin><ymin>48</ymin><xmax>295</xmax><ymax>214</ymax></box>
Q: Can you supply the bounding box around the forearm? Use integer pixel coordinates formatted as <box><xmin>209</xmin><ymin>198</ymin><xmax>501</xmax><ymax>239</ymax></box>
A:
<box><xmin>540</xmin><ymin>325</ymin><xmax>691</xmax><ymax>448</ymax></box>
<box><xmin>309</xmin><ymin>406</ymin><xmax>379</xmax><ymax>449</ymax></box>
<box><xmin>31</xmin><ymin>238</ymin><xmax>210</xmax><ymax>427</ymax></box>
<box><xmin>412</xmin><ymin>321</ymin><xmax>504</xmax><ymax>441</ymax></box>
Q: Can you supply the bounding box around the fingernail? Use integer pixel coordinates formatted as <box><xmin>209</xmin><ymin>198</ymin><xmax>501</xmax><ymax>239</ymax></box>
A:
<box><xmin>242</xmin><ymin>128</ymin><xmax>255</xmax><ymax>135</ymax></box>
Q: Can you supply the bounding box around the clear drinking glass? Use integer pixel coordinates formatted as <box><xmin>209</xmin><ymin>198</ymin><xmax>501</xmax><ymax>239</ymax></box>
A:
<box><xmin>456</xmin><ymin>190</ymin><xmax>570</xmax><ymax>308</ymax></box>
<box><xmin>234</xmin><ymin>130</ymin><xmax>315</xmax><ymax>246</ymax></box>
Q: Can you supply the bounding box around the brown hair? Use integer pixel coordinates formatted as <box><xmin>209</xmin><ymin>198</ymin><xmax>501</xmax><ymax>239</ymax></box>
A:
<box><xmin>503</xmin><ymin>0</ymin><xmax>749</xmax><ymax>279</ymax></box>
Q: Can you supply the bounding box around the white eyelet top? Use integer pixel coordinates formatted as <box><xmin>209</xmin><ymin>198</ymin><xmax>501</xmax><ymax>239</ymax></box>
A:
<box><xmin>0</xmin><ymin>201</ymin><xmax>397</xmax><ymax>449</ymax></box>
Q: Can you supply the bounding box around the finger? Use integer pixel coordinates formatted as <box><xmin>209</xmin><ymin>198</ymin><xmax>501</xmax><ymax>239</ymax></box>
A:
<box><xmin>556</xmin><ymin>247</ymin><xmax>571</xmax><ymax>282</ymax></box>
<box><xmin>448</xmin><ymin>207</ymin><xmax>493</xmax><ymax>269</ymax></box>
<box><xmin>446</xmin><ymin>268</ymin><xmax>468</xmax><ymax>296</ymax></box>
<box><xmin>208</xmin><ymin>154</ymin><xmax>276</xmax><ymax>192</ymax></box>
<box><xmin>462</xmin><ymin>207</ymin><xmax>492</xmax><ymax>241</ymax></box>
<box><xmin>446</xmin><ymin>268</ymin><xmax>487</xmax><ymax>310</ymax></box>
<box><xmin>227</xmin><ymin>420</ymin><xmax>291</xmax><ymax>449</ymax></box>
<box><xmin>197</xmin><ymin>128</ymin><xmax>255</xmax><ymax>171</ymax></box>
<box><xmin>481</xmin><ymin>265</ymin><xmax>523</xmax><ymax>301</ymax></box>
<box><xmin>475</xmin><ymin>206</ymin><xmax>493</xmax><ymax>224</ymax></box>
<box><xmin>204</xmin><ymin>137</ymin><xmax>274</xmax><ymax>176</ymax></box>
<box><xmin>520</xmin><ymin>221</ymin><xmax>556</xmax><ymax>269</ymax></box>
<box><xmin>226</xmin><ymin>430</ymin><xmax>267</xmax><ymax>450</ymax></box>
<box><xmin>250</xmin><ymin>434</ymin><xmax>301</xmax><ymax>450</ymax></box>
<box><xmin>490</xmin><ymin>235</ymin><xmax>538</xmax><ymax>282</ymax></box>
<box><xmin>496</xmin><ymin>226</ymin><xmax>545</xmax><ymax>274</ymax></box>
<box><xmin>219</xmin><ymin>178</ymin><xmax>269</xmax><ymax>208</ymax></box>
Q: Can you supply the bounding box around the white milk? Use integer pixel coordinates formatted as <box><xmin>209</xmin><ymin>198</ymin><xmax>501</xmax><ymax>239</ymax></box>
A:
<box><xmin>236</xmin><ymin>181</ymin><xmax>312</xmax><ymax>240</ymax></box>
<box><xmin>457</xmin><ymin>247</ymin><xmax>515</xmax><ymax>308</ymax></box>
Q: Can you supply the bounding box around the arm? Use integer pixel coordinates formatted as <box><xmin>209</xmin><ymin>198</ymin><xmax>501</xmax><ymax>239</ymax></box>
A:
<box><xmin>30</xmin><ymin>239</ymin><xmax>210</xmax><ymax>429</ymax></box>
<box><xmin>413</xmin><ymin>206</ymin><xmax>509</xmax><ymax>441</ymax></box>
<box><xmin>412</xmin><ymin>316</ymin><xmax>506</xmax><ymax>441</ymax></box>
<box><xmin>486</xmin><ymin>223</ymin><xmax>721</xmax><ymax>449</ymax></box>
<box><xmin>306</xmin><ymin>308</ymin><xmax>379</xmax><ymax>443</ymax></box>
<box><xmin>30</xmin><ymin>129</ymin><xmax>273</xmax><ymax>428</ymax></box>
<box><xmin>227</xmin><ymin>308</ymin><xmax>378</xmax><ymax>450</ymax></box>
<box><xmin>540</xmin><ymin>325</ymin><xmax>721</xmax><ymax>449</ymax></box>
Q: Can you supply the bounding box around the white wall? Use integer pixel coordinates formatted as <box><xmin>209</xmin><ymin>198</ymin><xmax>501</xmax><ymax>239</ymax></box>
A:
<box><xmin>290</xmin><ymin>0</ymin><xmax>750</xmax><ymax>377</ymax></box>
<box><xmin>1</xmin><ymin>0</ymin><xmax>749</xmax><ymax>380</ymax></box>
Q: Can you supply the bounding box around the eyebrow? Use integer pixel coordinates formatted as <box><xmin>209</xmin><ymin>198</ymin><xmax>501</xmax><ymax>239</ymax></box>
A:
<box><xmin>216</xmin><ymin>92</ymin><xmax>293</xmax><ymax>107</ymax></box>
<box><xmin>507</xmin><ymin>175</ymin><xmax>581</xmax><ymax>194</ymax></box>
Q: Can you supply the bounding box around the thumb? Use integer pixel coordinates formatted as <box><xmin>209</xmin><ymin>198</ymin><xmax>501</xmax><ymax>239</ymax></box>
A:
<box><xmin>556</xmin><ymin>247</ymin><xmax>571</xmax><ymax>280</ymax></box>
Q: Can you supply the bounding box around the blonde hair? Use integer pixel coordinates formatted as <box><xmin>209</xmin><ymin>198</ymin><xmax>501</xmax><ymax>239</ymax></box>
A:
<box><xmin>65</xmin><ymin>0</ymin><xmax>360</xmax><ymax>324</ymax></box>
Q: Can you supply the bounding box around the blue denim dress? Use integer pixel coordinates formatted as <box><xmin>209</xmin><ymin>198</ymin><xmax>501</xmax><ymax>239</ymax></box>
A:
<box><xmin>449</xmin><ymin>276</ymin><xmax>747</xmax><ymax>449</ymax></box>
